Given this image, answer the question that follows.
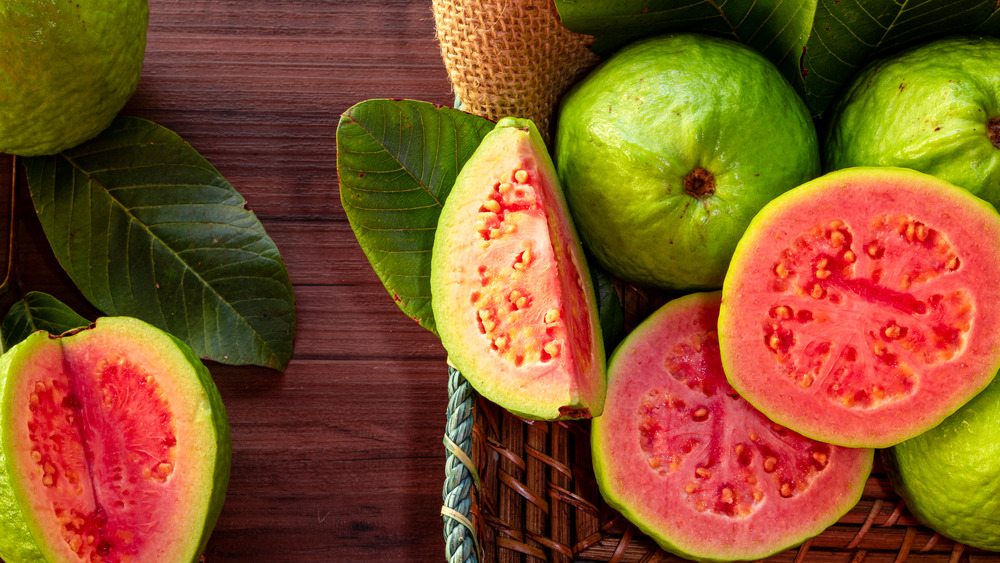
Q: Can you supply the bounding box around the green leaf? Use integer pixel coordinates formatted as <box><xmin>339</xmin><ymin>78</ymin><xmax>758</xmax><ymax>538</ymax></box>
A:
<box><xmin>337</xmin><ymin>99</ymin><xmax>495</xmax><ymax>334</ymax></box>
<box><xmin>1</xmin><ymin>292</ymin><xmax>91</xmax><ymax>352</ymax></box>
<box><xmin>22</xmin><ymin>117</ymin><xmax>296</xmax><ymax>371</ymax></box>
<box><xmin>802</xmin><ymin>0</ymin><xmax>999</xmax><ymax>115</ymax></box>
<box><xmin>554</xmin><ymin>0</ymin><xmax>999</xmax><ymax>115</ymax></box>
<box><xmin>590</xmin><ymin>264</ymin><xmax>625</xmax><ymax>357</ymax></box>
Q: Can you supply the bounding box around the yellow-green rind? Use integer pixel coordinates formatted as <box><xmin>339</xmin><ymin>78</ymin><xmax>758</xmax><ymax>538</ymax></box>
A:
<box><xmin>0</xmin><ymin>332</ymin><xmax>48</xmax><ymax>563</ymax></box>
<box><xmin>431</xmin><ymin>117</ymin><xmax>606</xmax><ymax>420</ymax></box>
<box><xmin>824</xmin><ymin>36</ymin><xmax>1000</xmax><ymax>209</ymax></box>
<box><xmin>0</xmin><ymin>317</ymin><xmax>231</xmax><ymax>563</ymax></box>
<box><xmin>555</xmin><ymin>33</ymin><xmax>819</xmax><ymax>290</ymax></box>
<box><xmin>884</xmin><ymin>372</ymin><xmax>1000</xmax><ymax>551</ymax></box>
<box><xmin>0</xmin><ymin>0</ymin><xmax>149</xmax><ymax>156</ymax></box>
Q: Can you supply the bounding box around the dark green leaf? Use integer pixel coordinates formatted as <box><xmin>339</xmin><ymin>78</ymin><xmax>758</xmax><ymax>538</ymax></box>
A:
<box><xmin>337</xmin><ymin>99</ymin><xmax>495</xmax><ymax>334</ymax></box>
<box><xmin>22</xmin><ymin>117</ymin><xmax>296</xmax><ymax>370</ymax></box>
<box><xmin>589</xmin><ymin>262</ymin><xmax>625</xmax><ymax>356</ymax></box>
<box><xmin>1</xmin><ymin>292</ymin><xmax>90</xmax><ymax>352</ymax></box>
<box><xmin>554</xmin><ymin>0</ymin><xmax>999</xmax><ymax>115</ymax></box>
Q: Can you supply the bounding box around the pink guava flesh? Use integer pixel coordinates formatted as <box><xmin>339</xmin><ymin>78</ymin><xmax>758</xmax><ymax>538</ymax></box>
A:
<box><xmin>720</xmin><ymin>167</ymin><xmax>1000</xmax><ymax>448</ymax></box>
<box><xmin>24</xmin><ymin>354</ymin><xmax>175</xmax><ymax>561</ymax></box>
<box><xmin>593</xmin><ymin>292</ymin><xmax>871</xmax><ymax>561</ymax></box>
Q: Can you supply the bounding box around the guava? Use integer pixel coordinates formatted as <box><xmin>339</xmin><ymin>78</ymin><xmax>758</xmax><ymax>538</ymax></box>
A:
<box><xmin>592</xmin><ymin>291</ymin><xmax>872</xmax><ymax>562</ymax></box>
<box><xmin>824</xmin><ymin>36</ymin><xmax>1000</xmax><ymax>209</ymax></box>
<box><xmin>1</xmin><ymin>0</ymin><xmax>149</xmax><ymax>156</ymax></box>
<box><xmin>0</xmin><ymin>317</ymin><xmax>231</xmax><ymax>563</ymax></box>
<box><xmin>719</xmin><ymin>167</ymin><xmax>1000</xmax><ymax>448</ymax></box>
<box><xmin>554</xmin><ymin>33</ymin><xmax>820</xmax><ymax>291</ymax></box>
<box><xmin>431</xmin><ymin>117</ymin><xmax>606</xmax><ymax>420</ymax></box>
<box><xmin>883</xmin><ymin>371</ymin><xmax>1000</xmax><ymax>551</ymax></box>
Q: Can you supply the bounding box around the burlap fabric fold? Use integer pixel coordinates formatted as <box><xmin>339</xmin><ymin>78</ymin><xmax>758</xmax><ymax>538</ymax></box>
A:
<box><xmin>432</xmin><ymin>0</ymin><xmax>600</xmax><ymax>143</ymax></box>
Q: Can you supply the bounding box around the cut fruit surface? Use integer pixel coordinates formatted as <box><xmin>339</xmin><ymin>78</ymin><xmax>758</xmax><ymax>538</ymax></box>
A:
<box><xmin>592</xmin><ymin>292</ymin><xmax>872</xmax><ymax>562</ymax></box>
<box><xmin>720</xmin><ymin>167</ymin><xmax>1000</xmax><ymax>448</ymax></box>
<box><xmin>0</xmin><ymin>317</ymin><xmax>230</xmax><ymax>563</ymax></box>
<box><xmin>431</xmin><ymin>117</ymin><xmax>605</xmax><ymax>420</ymax></box>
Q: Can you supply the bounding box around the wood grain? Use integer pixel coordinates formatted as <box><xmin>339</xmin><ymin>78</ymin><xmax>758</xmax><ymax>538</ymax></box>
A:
<box><xmin>2</xmin><ymin>1</ymin><xmax>456</xmax><ymax>561</ymax></box>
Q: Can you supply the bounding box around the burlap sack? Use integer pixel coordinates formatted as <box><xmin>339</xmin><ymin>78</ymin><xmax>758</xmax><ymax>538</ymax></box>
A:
<box><xmin>432</xmin><ymin>0</ymin><xmax>600</xmax><ymax>143</ymax></box>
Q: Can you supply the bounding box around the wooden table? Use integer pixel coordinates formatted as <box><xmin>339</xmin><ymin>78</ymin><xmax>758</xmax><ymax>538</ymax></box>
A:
<box><xmin>1</xmin><ymin>1</ymin><xmax>454</xmax><ymax>560</ymax></box>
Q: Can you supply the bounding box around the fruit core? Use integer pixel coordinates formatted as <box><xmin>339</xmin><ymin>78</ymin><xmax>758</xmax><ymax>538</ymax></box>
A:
<box><xmin>988</xmin><ymin>117</ymin><xmax>1000</xmax><ymax>149</ymax></box>
<box><xmin>470</xmin><ymin>164</ymin><xmax>590</xmax><ymax>372</ymax></box>
<box><xmin>683</xmin><ymin>167</ymin><xmax>715</xmax><ymax>199</ymax></box>
<box><xmin>638</xmin><ymin>329</ymin><xmax>831</xmax><ymax>518</ymax></box>
<box><xmin>22</xmin><ymin>354</ymin><xmax>176</xmax><ymax>562</ymax></box>
<box><xmin>765</xmin><ymin>215</ymin><xmax>971</xmax><ymax>410</ymax></box>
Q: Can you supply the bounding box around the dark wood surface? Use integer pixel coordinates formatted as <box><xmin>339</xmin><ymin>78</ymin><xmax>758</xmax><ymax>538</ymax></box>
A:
<box><xmin>1</xmin><ymin>1</ymin><xmax>455</xmax><ymax>561</ymax></box>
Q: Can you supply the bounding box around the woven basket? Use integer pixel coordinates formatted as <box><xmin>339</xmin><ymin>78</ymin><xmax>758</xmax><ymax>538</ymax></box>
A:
<box><xmin>433</xmin><ymin>2</ymin><xmax>999</xmax><ymax>562</ymax></box>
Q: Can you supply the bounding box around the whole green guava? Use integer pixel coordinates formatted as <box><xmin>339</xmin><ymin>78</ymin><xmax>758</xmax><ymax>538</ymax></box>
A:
<box><xmin>0</xmin><ymin>0</ymin><xmax>149</xmax><ymax>156</ymax></box>
<box><xmin>824</xmin><ymin>36</ymin><xmax>1000</xmax><ymax>209</ymax></box>
<box><xmin>884</xmin><ymin>372</ymin><xmax>1000</xmax><ymax>551</ymax></box>
<box><xmin>554</xmin><ymin>33</ymin><xmax>820</xmax><ymax>291</ymax></box>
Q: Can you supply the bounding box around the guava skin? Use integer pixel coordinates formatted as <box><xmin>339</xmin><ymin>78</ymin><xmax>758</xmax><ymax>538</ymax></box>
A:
<box><xmin>555</xmin><ymin>33</ymin><xmax>820</xmax><ymax>291</ymax></box>
<box><xmin>884</xmin><ymin>372</ymin><xmax>1000</xmax><ymax>551</ymax></box>
<box><xmin>824</xmin><ymin>36</ymin><xmax>1000</xmax><ymax>209</ymax></box>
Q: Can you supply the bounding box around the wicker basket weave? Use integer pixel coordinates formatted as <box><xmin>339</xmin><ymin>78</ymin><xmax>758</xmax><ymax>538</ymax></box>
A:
<box><xmin>432</xmin><ymin>2</ymin><xmax>1000</xmax><ymax>562</ymax></box>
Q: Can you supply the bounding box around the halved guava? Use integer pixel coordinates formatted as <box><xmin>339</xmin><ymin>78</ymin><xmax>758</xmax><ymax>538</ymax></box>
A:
<box><xmin>0</xmin><ymin>317</ymin><xmax>231</xmax><ymax>563</ymax></box>
<box><xmin>431</xmin><ymin>117</ymin><xmax>606</xmax><ymax>420</ymax></box>
<box><xmin>592</xmin><ymin>291</ymin><xmax>872</xmax><ymax>562</ymax></box>
<box><xmin>719</xmin><ymin>167</ymin><xmax>1000</xmax><ymax>448</ymax></box>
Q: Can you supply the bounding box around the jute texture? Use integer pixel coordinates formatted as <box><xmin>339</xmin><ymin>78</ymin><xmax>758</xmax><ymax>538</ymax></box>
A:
<box><xmin>432</xmin><ymin>0</ymin><xmax>600</xmax><ymax>142</ymax></box>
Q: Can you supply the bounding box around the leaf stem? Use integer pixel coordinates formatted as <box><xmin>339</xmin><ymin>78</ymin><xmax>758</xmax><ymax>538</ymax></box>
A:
<box><xmin>0</xmin><ymin>155</ymin><xmax>21</xmax><ymax>302</ymax></box>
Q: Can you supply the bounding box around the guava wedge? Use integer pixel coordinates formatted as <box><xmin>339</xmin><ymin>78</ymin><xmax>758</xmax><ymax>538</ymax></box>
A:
<box><xmin>720</xmin><ymin>167</ymin><xmax>1000</xmax><ymax>448</ymax></box>
<box><xmin>824</xmin><ymin>36</ymin><xmax>1000</xmax><ymax>210</ymax></box>
<box><xmin>431</xmin><ymin>117</ymin><xmax>605</xmax><ymax>420</ymax></box>
<box><xmin>0</xmin><ymin>317</ymin><xmax>231</xmax><ymax>563</ymax></box>
<box><xmin>592</xmin><ymin>292</ymin><xmax>872</xmax><ymax>562</ymax></box>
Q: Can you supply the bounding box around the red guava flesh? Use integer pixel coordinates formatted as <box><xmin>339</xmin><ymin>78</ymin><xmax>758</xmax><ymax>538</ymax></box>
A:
<box><xmin>592</xmin><ymin>292</ymin><xmax>872</xmax><ymax>562</ymax></box>
<box><xmin>431</xmin><ymin>117</ymin><xmax>605</xmax><ymax>420</ymax></box>
<box><xmin>719</xmin><ymin>167</ymin><xmax>1000</xmax><ymax>448</ymax></box>
<box><xmin>0</xmin><ymin>317</ymin><xmax>230</xmax><ymax>563</ymax></box>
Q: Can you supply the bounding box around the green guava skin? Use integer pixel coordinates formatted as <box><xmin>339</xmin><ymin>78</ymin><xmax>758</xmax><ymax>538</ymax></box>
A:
<box><xmin>0</xmin><ymin>318</ymin><xmax>231</xmax><ymax>563</ymax></box>
<box><xmin>824</xmin><ymin>36</ymin><xmax>1000</xmax><ymax>209</ymax></box>
<box><xmin>884</xmin><ymin>372</ymin><xmax>1000</xmax><ymax>551</ymax></box>
<box><xmin>555</xmin><ymin>33</ymin><xmax>820</xmax><ymax>291</ymax></box>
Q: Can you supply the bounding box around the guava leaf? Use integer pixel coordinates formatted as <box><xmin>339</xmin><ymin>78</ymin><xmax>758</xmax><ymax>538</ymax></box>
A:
<box><xmin>21</xmin><ymin>117</ymin><xmax>297</xmax><ymax>371</ymax></box>
<box><xmin>589</xmin><ymin>262</ymin><xmax>625</xmax><ymax>356</ymax></box>
<box><xmin>554</xmin><ymin>0</ymin><xmax>999</xmax><ymax>115</ymax></box>
<box><xmin>337</xmin><ymin>99</ymin><xmax>495</xmax><ymax>334</ymax></box>
<box><xmin>802</xmin><ymin>0</ymin><xmax>999</xmax><ymax>116</ymax></box>
<box><xmin>1</xmin><ymin>292</ymin><xmax>91</xmax><ymax>352</ymax></box>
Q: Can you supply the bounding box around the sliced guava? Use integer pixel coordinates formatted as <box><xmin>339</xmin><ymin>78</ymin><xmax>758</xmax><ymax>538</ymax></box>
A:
<box><xmin>592</xmin><ymin>291</ymin><xmax>872</xmax><ymax>562</ymax></box>
<box><xmin>720</xmin><ymin>167</ymin><xmax>1000</xmax><ymax>448</ymax></box>
<box><xmin>0</xmin><ymin>317</ymin><xmax>231</xmax><ymax>563</ymax></box>
<box><xmin>431</xmin><ymin>117</ymin><xmax>606</xmax><ymax>420</ymax></box>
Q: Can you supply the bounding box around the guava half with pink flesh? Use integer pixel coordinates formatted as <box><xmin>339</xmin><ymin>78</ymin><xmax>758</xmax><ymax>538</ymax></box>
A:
<box><xmin>719</xmin><ymin>167</ymin><xmax>1000</xmax><ymax>448</ymax></box>
<box><xmin>431</xmin><ymin>117</ymin><xmax>605</xmax><ymax>420</ymax></box>
<box><xmin>0</xmin><ymin>317</ymin><xmax>231</xmax><ymax>563</ymax></box>
<box><xmin>592</xmin><ymin>291</ymin><xmax>872</xmax><ymax>562</ymax></box>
